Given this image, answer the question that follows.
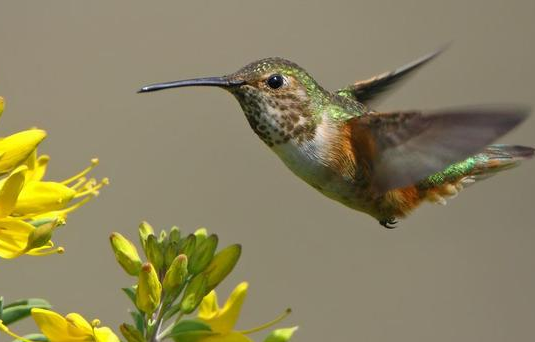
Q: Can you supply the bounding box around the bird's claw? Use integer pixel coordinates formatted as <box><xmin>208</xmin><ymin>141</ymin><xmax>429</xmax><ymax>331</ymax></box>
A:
<box><xmin>379</xmin><ymin>218</ymin><xmax>398</xmax><ymax>229</ymax></box>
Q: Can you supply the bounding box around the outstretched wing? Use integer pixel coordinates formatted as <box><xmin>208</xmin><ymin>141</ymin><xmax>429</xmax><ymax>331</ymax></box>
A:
<box><xmin>347</xmin><ymin>107</ymin><xmax>529</xmax><ymax>192</ymax></box>
<box><xmin>337</xmin><ymin>47</ymin><xmax>445</xmax><ymax>104</ymax></box>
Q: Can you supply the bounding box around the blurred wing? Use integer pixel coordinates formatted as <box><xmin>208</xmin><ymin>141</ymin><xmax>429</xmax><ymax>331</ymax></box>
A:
<box><xmin>348</xmin><ymin>107</ymin><xmax>529</xmax><ymax>192</ymax></box>
<box><xmin>337</xmin><ymin>47</ymin><xmax>445</xmax><ymax>104</ymax></box>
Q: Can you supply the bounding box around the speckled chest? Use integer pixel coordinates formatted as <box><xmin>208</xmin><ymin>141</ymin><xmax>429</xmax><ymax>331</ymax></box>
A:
<box><xmin>232</xmin><ymin>87</ymin><xmax>316</xmax><ymax>147</ymax></box>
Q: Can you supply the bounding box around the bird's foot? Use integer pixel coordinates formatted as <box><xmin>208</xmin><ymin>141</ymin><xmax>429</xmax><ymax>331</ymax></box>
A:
<box><xmin>379</xmin><ymin>218</ymin><xmax>398</xmax><ymax>229</ymax></box>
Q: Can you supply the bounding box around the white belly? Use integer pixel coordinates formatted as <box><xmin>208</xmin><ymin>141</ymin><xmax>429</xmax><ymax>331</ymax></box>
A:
<box><xmin>270</xmin><ymin>121</ymin><xmax>357</xmax><ymax>206</ymax></box>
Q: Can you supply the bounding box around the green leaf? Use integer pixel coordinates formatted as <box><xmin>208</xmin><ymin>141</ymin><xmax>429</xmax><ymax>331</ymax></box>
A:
<box><xmin>120</xmin><ymin>323</ymin><xmax>146</xmax><ymax>342</ymax></box>
<box><xmin>1</xmin><ymin>299</ymin><xmax>52</xmax><ymax>325</ymax></box>
<box><xmin>0</xmin><ymin>296</ymin><xmax>4</xmax><ymax>320</ymax></box>
<box><xmin>264</xmin><ymin>327</ymin><xmax>298</xmax><ymax>342</ymax></box>
<box><xmin>130</xmin><ymin>310</ymin><xmax>145</xmax><ymax>334</ymax></box>
<box><xmin>164</xmin><ymin>319</ymin><xmax>212</xmax><ymax>338</ymax></box>
<box><xmin>122</xmin><ymin>287</ymin><xmax>137</xmax><ymax>305</ymax></box>
<box><xmin>4</xmin><ymin>298</ymin><xmax>50</xmax><ymax>309</ymax></box>
<box><xmin>12</xmin><ymin>333</ymin><xmax>49</xmax><ymax>342</ymax></box>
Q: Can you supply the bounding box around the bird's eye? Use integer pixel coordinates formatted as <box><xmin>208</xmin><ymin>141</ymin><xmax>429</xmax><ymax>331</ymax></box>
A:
<box><xmin>266</xmin><ymin>74</ymin><xmax>284</xmax><ymax>89</ymax></box>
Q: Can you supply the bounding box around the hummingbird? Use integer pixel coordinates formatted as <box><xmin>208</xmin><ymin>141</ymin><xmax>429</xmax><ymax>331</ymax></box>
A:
<box><xmin>139</xmin><ymin>48</ymin><xmax>534</xmax><ymax>228</ymax></box>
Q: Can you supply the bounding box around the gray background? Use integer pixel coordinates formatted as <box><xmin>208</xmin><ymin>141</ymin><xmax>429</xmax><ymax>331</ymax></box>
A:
<box><xmin>1</xmin><ymin>1</ymin><xmax>535</xmax><ymax>341</ymax></box>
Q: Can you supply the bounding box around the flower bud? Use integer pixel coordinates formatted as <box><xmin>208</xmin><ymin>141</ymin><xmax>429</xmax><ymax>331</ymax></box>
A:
<box><xmin>203</xmin><ymin>244</ymin><xmax>241</xmax><ymax>291</ymax></box>
<box><xmin>178</xmin><ymin>234</ymin><xmax>196</xmax><ymax>259</ymax></box>
<box><xmin>188</xmin><ymin>234</ymin><xmax>218</xmax><ymax>275</ymax></box>
<box><xmin>146</xmin><ymin>234</ymin><xmax>164</xmax><ymax>272</ymax></box>
<box><xmin>27</xmin><ymin>219</ymin><xmax>58</xmax><ymax>249</ymax></box>
<box><xmin>0</xmin><ymin>129</ymin><xmax>47</xmax><ymax>174</ymax></box>
<box><xmin>110</xmin><ymin>233</ymin><xmax>142</xmax><ymax>276</ymax></box>
<box><xmin>193</xmin><ymin>227</ymin><xmax>207</xmax><ymax>245</ymax></box>
<box><xmin>136</xmin><ymin>263</ymin><xmax>162</xmax><ymax>315</ymax></box>
<box><xmin>180</xmin><ymin>273</ymin><xmax>207</xmax><ymax>314</ymax></box>
<box><xmin>169</xmin><ymin>226</ymin><xmax>180</xmax><ymax>244</ymax></box>
<box><xmin>164</xmin><ymin>241</ymin><xmax>179</xmax><ymax>269</ymax></box>
<box><xmin>138</xmin><ymin>221</ymin><xmax>154</xmax><ymax>251</ymax></box>
<box><xmin>120</xmin><ymin>323</ymin><xmax>144</xmax><ymax>342</ymax></box>
<box><xmin>162</xmin><ymin>254</ymin><xmax>188</xmax><ymax>292</ymax></box>
<box><xmin>158</xmin><ymin>230</ymin><xmax>167</xmax><ymax>244</ymax></box>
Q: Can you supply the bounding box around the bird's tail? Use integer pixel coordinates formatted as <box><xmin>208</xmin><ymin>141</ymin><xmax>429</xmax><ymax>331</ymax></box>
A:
<box><xmin>469</xmin><ymin>144</ymin><xmax>534</xmax><ymax>181</ymax></box>
<box><xmin>423</xmin><ymin>144</ymin><xmax>534</xmax><ymax>205</ymax></box>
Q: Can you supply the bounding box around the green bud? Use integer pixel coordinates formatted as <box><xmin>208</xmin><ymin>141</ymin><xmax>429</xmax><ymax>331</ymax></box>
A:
<box><xmin>110</xmin><ymin>233</ymin><xmax>143</xmax><ymax>276</ymax></box>
<box><xmin>146</xmin><ymin>234</ymin><xmax>164</xmax><ymax>272</ymax></box>
<box><xmin>188</xmin><ymin>234</ymin><xmax>218</xmax><ymax>275</ymax></box>
<box><xmin>159</xmin><ymin>230</ymin><xmax>167</xmax><ymax>244</ymax></box>
<box><xmin>165</xmin><ymin>241</ymin><xmax>179</xmax><ymax>269</ymax></box>
<box><xmin>136</xmin><ymin>263</ymin><xmax>162</xmax><ymax>315</ymax></box>
<box><xmin>194</xmin><ymin>228</ymin><xmax>208</xmax><ymax>245</ymax></box>
<box><xmin>178</xmin><ymin>234</ymin><xmax>196</xmax><ymax>259</ymax></box>
<box><xmin>169</xmin><ymin>226</ymin><xmax>181</xmax><ymax>244</ymax></box>
<box><xmin>203</xmin><ymin>244</ymin><xmax>241</xmax><ymax>291</ymax></box>
<box><xmin>120</xmin><ymin>323</ymin><xmax>145</xmax><ymax>342</ymax></box>
<box><xmin>162</xmin><ymin>254</ymin><xmax>188</xmax><ymax>292</ymax></box>
<box><xmin>180</xmin><ymin>273</ymin><xmax>207</xmax><ymax>314</ymax></box>
<box><xmin>27</xmin><ymin>219</ymin><xmax>58</xmax><ymax>249</ymax></box>
<box><xmin>138</xmin><ymin>221</ymin><xmax>154</xmax><ymax>251</ymax></box>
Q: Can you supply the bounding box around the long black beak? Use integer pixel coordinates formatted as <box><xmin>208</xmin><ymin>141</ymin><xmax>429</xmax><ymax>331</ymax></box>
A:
<box><xmin>138</xmin><ymin>77</ymin><xmax>245</xmax><ymax>93</ymax></box>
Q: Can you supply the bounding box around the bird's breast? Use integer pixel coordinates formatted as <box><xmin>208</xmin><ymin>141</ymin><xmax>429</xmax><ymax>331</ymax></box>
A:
<box><xmin>271</xmin><ymin>119</ymin><xmax>361</xmax><ymax>204</ymax></box>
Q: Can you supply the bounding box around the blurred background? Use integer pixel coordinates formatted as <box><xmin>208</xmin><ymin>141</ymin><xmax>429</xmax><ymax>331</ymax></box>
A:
<box><xmin>1</xmin><ymin>1</ymin><xmax>534</xmax><ymax>341</ymax></box>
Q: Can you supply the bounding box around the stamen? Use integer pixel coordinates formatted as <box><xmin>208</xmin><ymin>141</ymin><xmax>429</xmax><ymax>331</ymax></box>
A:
<box><xmin>70</xmin><ymin>177</ymin><xmax>88</xmax><ymax>190</ymax></box>
<box><xmin>0</xmin><ymin>320</ymin><xmax>35</xmax><ymax>342</ymax></box>
<box><xmin>30</xmin><ymin>246</ymin><xmax>65</xmax><ymax>256</ymax></box>
<box><xmin>74</xmin><ymin>178</ymin><xmax>108</xmax><ymax>199</ymax></box>
<box><xmin>238</xmin><ymin>308</ymin><xmax>292</xmax><ymax>335</ymax></box>
<box><xmin>61</xmin><ymin>158</ymin><xmax>99</xmax><ymax>185</ymax></box>
<box><xmin>58</xmin><ymin>195</ymin><xmax>95</xmax><ymax>215</ymax></box>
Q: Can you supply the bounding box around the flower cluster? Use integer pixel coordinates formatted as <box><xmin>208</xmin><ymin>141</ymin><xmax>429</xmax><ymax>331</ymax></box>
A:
<box><xmin>111</xmin><ymin>222</ymin><xmax>296</xmax><ymax>342</ymax></box>
<box><xmin>0</xmin><ymin>94</ymin><xmax>297</xmax><ymax>342</ymax></box>
<box><xmin>0</xmin><ymin>95</ymin><xmax>107</xmax><ymax>259</ymax></box>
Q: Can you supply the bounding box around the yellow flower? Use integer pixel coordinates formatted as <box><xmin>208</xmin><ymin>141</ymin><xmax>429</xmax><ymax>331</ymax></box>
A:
<box><xmin>0</xmin><ymin>152</ymin><xmax>107</xmax><ymax>259</ymax></box>
<box><xmin>0</xmin><ymin>152</ymin><xmax>108</xmax><ymax>221</ymax></box>
<box><xmin>0</xmin><ymin>95</ymin><xmax>108</xmax><ymax>259</ymax></box>
<box><xmin>196</xmin><ymin>282</ymin><xmax>291</xmax><ymax>342</ymax></box>
<box><xmin>0</xmin><ymin>308</ymin><xmax>119</xmax><ymax>342</ymax></box>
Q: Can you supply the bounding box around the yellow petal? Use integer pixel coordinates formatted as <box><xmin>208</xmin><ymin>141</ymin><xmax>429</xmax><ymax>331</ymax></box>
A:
<box><xmin>0</xmin><ymin>165</ymin><xmax>27</xmax><ymax>217</ymax></box>
<box><xmin>93</xmin><ymin>327</ymin><xmax>121</xmax><ymax>342</ymax></box>
<box><xmin>202</xmin><ymin>282</ymin><xmax>248</xmax><ymax>334</ymax></box>
<box><xmin>32</xmin><ymin>308</ymin><xmax>72</xmax><ymax>341</ymax></box>
<box><xmin>0</xmin><ymin>218</ymin><xmax>33</xmax><ymax>258</ymax></box>
<box><xmin>0</xmin><ymin>129</ymin><xmax>46</xmax><ymax>173</ymax></box>
<box><xmin>65</xmin><ymin>313</ymin><xmax>93</xmax><ymax>336</ymax></box>
<box><xmin>32</xmin><ymin>309</ymin><xmax>92</xmax><ymax>342</ymax></box>
<box><xmin>14</xmin><ymin>181</ymin><xmax>76</xmax><ymax>215</ymax></box>
<box><xmin>199</xmin><ymin>290</ymin><xmax>220</xmax><ymax>321</ymax></box>
<box><xmin>25</xmin><ymin>151</ymin><xmax>50</xmax><ymax>182</ymax></box>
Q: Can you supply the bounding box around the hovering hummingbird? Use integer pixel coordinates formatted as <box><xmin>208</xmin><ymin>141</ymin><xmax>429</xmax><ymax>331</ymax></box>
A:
<box><xmin>139</xmin><ymin>49</ymin><xmax>533</xmax><ymax>228</ymax></box>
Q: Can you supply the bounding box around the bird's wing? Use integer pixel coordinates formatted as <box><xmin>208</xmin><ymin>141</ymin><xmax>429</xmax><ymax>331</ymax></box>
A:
<box><xmin>346</xmin><ymin>107</ymin><xmax>529</xmax><ymax>192</ymax></box>
<box><xmin>336</xmin><ymin>47</ymin><xmax>445</xmax><ymax>104</ymax></box>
